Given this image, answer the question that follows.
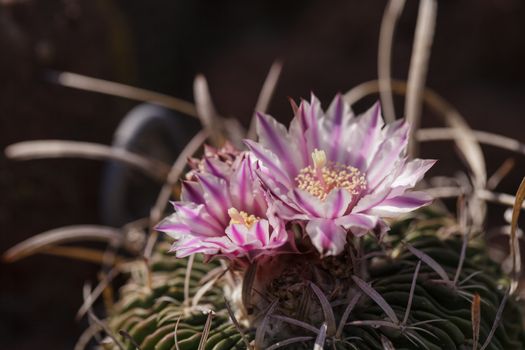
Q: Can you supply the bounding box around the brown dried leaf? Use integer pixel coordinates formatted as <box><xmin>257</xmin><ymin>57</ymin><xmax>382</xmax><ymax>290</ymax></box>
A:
<box><xmin>510</xmin><ymin>177</ymin><xmax>525</xmax><ymax>294</ymax></box>
<box><xmin>5</xmin><ymin>140</ymin><xmax>170</xmax><ymax>182</ymax></box>
<box><xmin>405</xmin><ymin>0</ymin><xmax>437</xmax><ymax>157</ymax></box>
<box><xmin>46</xmin><ymin>70</ymin><xmax>198</xmax><ymax>117</ymax></box>
<box><xmin>3</xmin><ymin>225</ymin><xmax>122</xmax><ymax>263</ymax></box>
<box><xmin>378</xmin><ymin>0</ymin><xmax>406</xmax><ymax>122</ymax></box>
<box><xmin>247</xmin><ymin>61</ymin><xmax>283</xmax><ymax>140</ymax></box>
<box><xmin>471</xmin><ymin>293</ymin><xmax>481</xmax><ymax>350</ymax></box>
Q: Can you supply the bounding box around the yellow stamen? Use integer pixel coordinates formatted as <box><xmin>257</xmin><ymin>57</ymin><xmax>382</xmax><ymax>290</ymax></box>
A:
<box><xmin>312</xmin><ymin>149</ymin><xmax>327</xmax><ymax>169</ymax></box>
<box><xmin>228</xmin><ymin>208</ymin><xmax>259</xmax><ymax>229</ymax></box>
<box><xmin>295</xmin><ymin>150</ymin><xmax>367</xmax><ymax>201</ymax></box>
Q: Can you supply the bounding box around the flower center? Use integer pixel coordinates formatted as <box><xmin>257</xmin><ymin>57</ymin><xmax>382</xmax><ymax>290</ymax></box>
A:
<box><xmin>228</xmin><ymin>208</ymin><xmax>259</xmax><ymax>229</ymax></box>
<box><xmin>295</xmin><ymin>149</ymin><xmax>367</xmax><ymax>201</ymax></box>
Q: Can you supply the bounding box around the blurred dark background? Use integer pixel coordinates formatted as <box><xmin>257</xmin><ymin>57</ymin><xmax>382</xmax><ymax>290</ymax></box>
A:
<box><xmin>0</xmin><ymin>0</ymin><xmax>524</xmax><ymax>348</ymax></box>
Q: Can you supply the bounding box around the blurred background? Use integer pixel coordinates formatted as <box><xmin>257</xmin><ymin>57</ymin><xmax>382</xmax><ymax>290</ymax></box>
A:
<box><xmin>0</xmin><ymin>0</ymin><xmax>524</xmax><ymax>348</ymax></box>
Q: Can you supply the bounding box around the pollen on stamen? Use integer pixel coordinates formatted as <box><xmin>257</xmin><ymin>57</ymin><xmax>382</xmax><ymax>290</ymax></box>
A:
<box><xmin>295</xmin><ymin>152</ymin><xmax>367</xmax><ymax>201</ymax></box>
<box><xmin>228</xmin><ymin>208</ymin><xmax>260</xmax><ymax>229</ymax></box>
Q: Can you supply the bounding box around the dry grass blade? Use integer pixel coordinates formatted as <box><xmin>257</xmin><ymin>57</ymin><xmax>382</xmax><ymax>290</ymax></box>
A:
<box><xmin>471</xmin><ymin>293</ymin><xmax>481</xmax><ymax>350</ymax></box>
<box><xmin>247</xmin><ymin>60</ymin><xmax>283</xmax><ymax>140</ymax></box>
<box><xmin>454</xmin><ymin>197</ymin><xmax>470</xmax><ymax>286</ymax></box>
<box><xmin>313</xmin><ymin>323</ymin><xmax>327</xmax><ymax>350</ymax></box>
<box><xmin>380</xmin><ymin>334</ymin><xmax>396</xmax><ymax>350</ymax></box>
<box><xmin>192</xmin><ymin>272</ymin><xmax>224</xmax><ymax>307</ymax></box>
<box><xmin>510</xmin><ymin>177</ymin><xmax>525</xmax><ymax>294</ymax></box>
<box><xmin>351</xmin><ymin>275</ymin><xmax>399</xmax><ymax>324</ymax></box>
<box><xmin>224</xmin><ymin>299</ymin><xmax>252</xmax><ymax>349</ymax></box>
<box><xmin>46</xmin><ymin>70</ymin><xmax>198</xmax><ymax>117</ymax></box>
<box><xmin>417</xmin><ymin>128</ymin><xmax>525</xmax><ymax>157</ymax></box>
<box><xmin>83</xmin><ymin>283</ymin><xmax>125</xmax><ymax>350</ymax></box>
<box><xmin>344</xmin><ymin>81</ymin><xmax>487</xmax><ymax>193</ymax></box>
<box><xmin>405</xmin><ymin>244</ymin><xmax>450</xmax><ymax>282</ymax></box>
<box><xmin>254</xmin><ymin>300</ymin><xmax>278</xmax><ymax>350</ymax></box>
<box><xmin>3</xmin><ymin>225</ymin><xmax>122</xmax><ymax>263</ymax></box>
<box><xmin>77</xmin><ymin>268</ymin><xmax>120</xmax><ymax>320</ymax></box>
<box><xmin>74</xmin><ymin>323</ymin><xmax>102</xmax><ymax>350</ymax></box>
<box><xmin>174</xmin><ymin>315</ymin><xmax>182</xmax><ymax>350</ymax></box>
<box><xmin>270</xmin><ymin>315</ymin><xmax>320</xmax><ymax>334</ymax></box>
<box><xmin>118</xmin><ymin>330</ymin><xmax>142</xmax><ymax>350</ymax></box>
<box><xmin>266</xmin><ymin>336</ymin><xmax>314</xmax><ymax>350</ymax></box>
<box><xmin>309</xmin><ymin>282</ymin><xmax>337</xmax><ymax>336</ymax></box>
<box><xmin>378</xmin><ymin>0</ymin><xmax>406</xmax><ymax>122</ymax></box>
<box><xmin>144</xmin><ymin>129</ymin><xmax>208</xmax><ymax>259</ymax></box>
<box><xmin>39</xmin><ymin>246</ymin><xmax>125</xmax><ymax>265</ymax></box>
<box><xmin>405</xmin><ymin>0</ymin><xmax>437</xmax><ymax>157</ymax></box>
<box><xmin>480</xmin><ymin>289</ymin><xmax>509</xmax><ymax>350</ymax></box>
<box><xmin>426</xmin><ymin>186</ymin><xmax>525</xmax><ymax>212</ymax></box>
<box><xmin>336</xmin><ymin>292</ymin><xmax>362</xmax><ymax>338</ymax></box>
<box><xmin>403</xmin><ymin>260</ymin><xmax>422</xmax><ymax>325</ymax></box>
<box><xmin>242</xmin><ymin>262</ymin><xmax>258</xmax><ymax>314</ymax></box>
<box><xmin>197</xmin><ymin>311</ymin><xmax>214</xmax><ymax>350</ymax></box>
<box><xmin>193</xmin><ymin>75</ymin><xmax>222</xmax><ymax>146</ymax></box>
<box><xmin>487</xmin><ymin>158</ymin><xmax>515</xmax><ymax>190</ymax></box>
<box><xmin>5</xmin><ymin>140</ymin><xmax>171</xmax><ymax>182</ymax></box>
<box><xmin>183</xmin><ymin>254</ymin><xmax>196</xmax><ymax>306</ymax></box>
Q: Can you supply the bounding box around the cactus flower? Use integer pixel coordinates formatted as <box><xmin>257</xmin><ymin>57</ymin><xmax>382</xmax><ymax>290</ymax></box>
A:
<box><xmin>157</xmin><ymin>149</ymin><xmax>289</xmax><ymax>262</ymax></box>
<box><xmin>245</xmin><ymin>94</ymin><xmax>435</xmax><ymax>256</ymax></box>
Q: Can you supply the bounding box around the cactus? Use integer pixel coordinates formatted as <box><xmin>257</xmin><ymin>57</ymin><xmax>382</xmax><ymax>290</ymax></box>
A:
<box><xmin>102</xmin><ymin>208</ymin><xmax>525</xmax><ymax>349</ymax></box>
<box><xmin>4</xmin><ymin>3</ymin><xmax>525</xmax><ymax>350</ymax></box>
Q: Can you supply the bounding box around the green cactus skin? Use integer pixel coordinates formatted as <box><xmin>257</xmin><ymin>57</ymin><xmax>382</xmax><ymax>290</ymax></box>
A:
<box><xmin>105</xmin><ymin>210</ymin><xmax>525</xmax><ymax>349</ymax></box>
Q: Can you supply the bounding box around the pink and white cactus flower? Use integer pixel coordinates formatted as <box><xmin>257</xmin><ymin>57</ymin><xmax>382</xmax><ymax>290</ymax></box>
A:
<box><xmin>245</xmin><ymin>94</ymin><xmax>435</xmax><ymax>256</ymax></box>
<box><xmin>157</xmin><ymin>149</ymin><xmax>289</xmax><ymax>262</ymax></box>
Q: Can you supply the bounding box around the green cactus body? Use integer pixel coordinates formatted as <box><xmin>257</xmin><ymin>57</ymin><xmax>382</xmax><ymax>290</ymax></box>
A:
<box><xmin>106</xmin><ymin>210</ymin><xmax>525</xmax><ymax>349</ymax></box>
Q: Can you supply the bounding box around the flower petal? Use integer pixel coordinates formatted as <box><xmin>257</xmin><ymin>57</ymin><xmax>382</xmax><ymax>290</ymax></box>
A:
<box><xmin>368</xmin><ymin>191</ymin><xmax>433</xmax><ymax>217</ymax></box>
<box><xmin>346</xmin><ymin>102</ymin><xmax>384</xmax><ymax>170</ymax></box>
<box><xmin>306</xmin><ymin>219</ymin><xmax>348</xmax><ymax>256</ymax></box>
<box><xmin>256</xmin><ymin>112</ymin><xmax>300</xmax><ymax>176</ymax></box>
<box><xmin>195</xmin><ymin>173</ymin><xmax>232</xmax><ymax>225</ymax></box>
<box><xmin>244</xmin><ymin>139</ymin><xmax>291</xmax><ymax>185</ymax></box>
<box><xmin>365</xmin><ymin>122</ymin><xmax>410</xmax><ymax>189</ymax></box>
<box><xmin>321</xmin><ymin>189</ymin><xmax>353</xmax><ymax>218</ymax></box>
<box><xmin>391</xmin><ymin>158</ymin><xmax>436</xmax><ymax>188</ymax></box>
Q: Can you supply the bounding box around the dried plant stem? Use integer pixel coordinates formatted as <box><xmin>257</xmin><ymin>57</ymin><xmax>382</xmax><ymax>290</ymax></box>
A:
<box><xmin>417</xmin><ymin>128</ymin><xmax>525</xmax><ymax>157</ymax></box>
<box><xmin>74</xmin><ymin>323</ymin><xmax>102</xmax><ymax>350</ymax></box>
<box><xmin>247</xmin><ymin>61</ymin><xmax>283</xmax><ymax>140</ymax></box>
<box><xmin>38</xmin><ymin>246</ymin><xmax>125</xmax><ymax>265</ymax></box>
<box><xmin>344</xmin><ymin>80</ymin><xmax>487</xmax><ymax>190</ymax></box>
<box><xmin>225</xmin><ymin>299</ymin><xmax>253</xmax><ymax>349</ymax></box>
<box><xmin>510</xmin><ymin>177</ymin><xmax>525</xmax><ymax>294</ymax></box>
<box><xmin>197</xmin><ymin>311</ymin><xmax>214</xmax><ymax>350</ymax></box>
<box><xmin>77</xmin><ymin>268</ymin><xmax>120</xmax><ymax>320</ymax></box>
<box><xmin>183</xmin><ymin>254</ymin><xmax>195</xmax><ymax>306</ymax></box>
<box><xmin>46</xmin><ymin>70</ymin><xmax>198</xmax><ymax>117</ymax></box>
<box><xmin>82</xmin><ymin>284</ymin><xmax>125</xmax><ymax>350</ymax></box>
<box><xmin>471</xmin><ymin>294</ymin><xmax>481</xmax><ymax>350</ymax></box>
<box><xmin>194</xmin><ymin>75</ymin><xmax>223</xmax><ymax>146</ymax></box>
<box><xmin>378</xmin><ymin>0</ymin><xmax>406</xmax><ymax>122</ymax></box>
<box><xmin>405</xmin><ymin>0</ymin><xmax>437</xmax><ymax>157</ymax></box>
<box><xmin>3</xmin><ymin>225</ymin><xmax>122</xmax><ymax>263</ymax></box>
<box><xmin>487</xmin><ymin>158</ymin><xmax>515</xmax><ymax>190</ymax></box>
<box><xmin>5</xmin><ymin>140</ymin><xmax>171</xmax><ymax>183</ymax></box>
<box><xmin>426</xmin><ymin>186</ymin><xmax>525</xmax><ymax>210</ymax></box>
<box><xmin>143</xmin><ymin>130</ymin><xmax>209</xmax><ymax>260</ymax></box>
